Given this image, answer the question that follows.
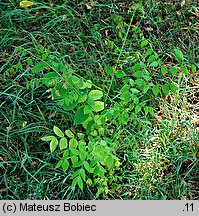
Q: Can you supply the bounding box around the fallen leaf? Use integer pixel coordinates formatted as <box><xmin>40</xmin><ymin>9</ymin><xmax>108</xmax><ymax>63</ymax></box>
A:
<box><xmin>181</xmin><ymin>0</ymin><xmax>186</xmax><ymax>7</ymax></box>
<box><xmin>0</xmin><ymin>188</ymin><xmax>6</xmax><ymax>193</ymax></box>
<box><xmin>20</xmin><ymin>0</ymin><xmax>34</xmax><ymax>8</ymax></box>
<box><xmin>86</xmin><ymin>4</ymin><xmax>92</xmax><ymax>10</ymax></box>
<box><xmin>105</xmin><ymin>30</ymin><xmax>111</xmax><ymax>38</ymax></box>
<box><xmin>145</xmin><ymin>27</ymin><xmax>153</xmax><ymax>31</ymax></box>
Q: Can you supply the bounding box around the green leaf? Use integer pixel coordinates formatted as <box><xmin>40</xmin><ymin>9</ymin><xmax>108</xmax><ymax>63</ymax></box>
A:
<box><xmin>17</xmin><ymin>63</ymin><xmax>23</xmax><ymax>70</ymax></box>
<box><xmin>150</xmin><ymin>61</ymin><xmax>159</xmax><ymax>67</ymax></box>
<box><xmin>92</xmin><ymin>101</ymin><xmax>104</xmax><ymax>112</ymax></box>
<box><xmin>88</xmin><ymin>90</ymin><xmax>103</xmax><ymax>100</ymax></box>
<box><xmin>50</xmin><ymin>138</ymin><xmax>58</xmax><ymax>152</ymax></box>
<box><xmin>141</xmin><ymin>40</ymin><xmax>148</xmax><ymax>48</ymax></box>
<box><xmin>71</xmin><ymin>176</ymin><xmax>79</xmax><ymax>189</ymax></box>
<box><xmin>133</xmin><ymin>70</ymin><xmax>143</xmax><ymax>78</ymax></box>
<box><xmin>77</xmin><ymin>176</ymin><xmax>83</xmax><ymax>190</ymax></box>
<box><xmin>129</xmin><ymin>79</ymin><xmax>135</xmax><ymax>86</ymax></box>
<box><xmin>135</xmin><ymin>105</ymin><xmax>142</xmax><ymax>114</ymax></box>
<box><xmin>71</xmin><ymin>75</ymin><xmax>79</xmax><ymax>84</ymax></box>
<box><xmin>132</xmin><ymin>63</ymin><xmax>141</xmax><ymax>71</ymax></box>
<box><xmin>72</xmin><ymin>170</ymin><xmax>81</xmax><ymax>179</ymax></box>
<box><xmin>96</xmin><ymin>187</ymin><xmax>104</xmax><ymax>197</ymax></box>
<box><xmin>144</xmin><ymin>106</ymin><xmax>149</xmax><ymax>115</ymax></box>
<box><xmin>51</xmin><ymin>61</ymin><xmax>65</xmax><ymax>72</ymax></box>
<box><xmin>86</xmin><ymin>120</ymin><xmax>94</xmax><ymax>134</ymax></box>
<box><xmin>147</xmin><ymin>55</ymin><xmax>157</xmax><ymax>63</ymax></box>
<box><xmin>105</xmin><ymin>156</ymin><xmax>114</xmax><ymax>169</ymax></box>
<box><xmin>80</xmin><ymin>168</ymin><xmax>86</xmax><ymax>181</ymax></box>
<box><xmin>79</xmin><ymin>142</ymin><xmax>86</xmax><ymax>151</ymax></box>
<box><xmin>43</xmin><ymin>72</ymin><xmax>59</xmax><ymax>87</ymax></box>
<box><xmin>134</xmin><ymin>53</ymin><xmax>140</xmax><ymax>62</ymax></box>
<box><xmin>129</xmin><ymin>103</ymin><xmax>135</xmax><ymax>111</ymax></box>
<box><xmin>77</xmin><ymin>133</ymin><xmax>85</xmax><ymax>140</ymax></box>
<box><xmin>120</xmin><ymin>91</ymin><xmax>131</xmax><ymax>103</ymax></box>
<box><xmin>65</xmin><ymin>129</ymin><xmax>74</xmax><ymax>138</ymax></box>
<box><xmin>115</xmin><ymin>70</ymin><xmax>126</xmax><ymax>78</ymax></box>
<box><xmin>143</xmin><ymin>75</ymin><xmax>151</xmax><ymax>81</ymax></box>
<box><xmin>181</xmin><ymin>65</ymin><xmax>189</xmax><ymax>76</ymax></box>
<box><xmin>74</xmin><ymin>161</ymin><xmax>84</xmax><ymax>168</ymax></box>
<box><xmin>74</xmin><ymin>107</ymin><xmax>89</xmax><ymax>125</ymax></box>
<box><xmin>135</xmin><ymin>79</ymin><xmax>144</xmax><ymax>86</ymax></box>
<box><xmin>69</xmin><ymin>138</ymin><xmax>78</xmax><ymax>149</ymax></box>
<box><xmin>62</xmin><ymin>159</ymin><xmax>69</xmax><ymax>172</ymax></box>
<box><xmin>132</xmin><ymin>95</ymin><xmax>139</xmax><ymax>104</ymax></box>
<box><xmin>143</xmin><ymin>85</ymin><xmax>150</xmax><ymax>93</ymax></box>
<box><xmin>161</xmin><ymin>66</ymin><xmax>168</xmax><ymax>75</ymax></box>
<box><xmin>85</xmin><ymin>80</ymin><xmax>92</xmax><ymax>88</ymax></box>
<box><xmin>86</xmin><ymin>178</ymin><xmax>93</xmax><ymax>186</ymax></box>
<box><xmin>87</xmin><ymin>97</ymin><xmax>95</xmax><ymax>106</ymax></box>
<box><xmin>174</xmin><ymin>48</ymin><xmax>184</xmax><ymax>62</ymax></box>
<box><xmin>162</xmin><ymin>84</ymin><xmax>170</xmax><ymax>95</ymax></box>
<box><xmin>131</xmin><ymin>88</ymin><xmax>139</xmax><ymax>94</ymax></box>
<box><xmin>35</xmin><ymin>79</ymin><xmax>40</xmax><ymax>87</ymax></box>
<box><xmin>148</xmin><ymin>107</ymin><xmax>154</xmax><ymax>116</ymax></box>
<box><xmin>83</xmin><ymin>161</ymin><xmax>91</xmax><ymax>173</ymax></box>
<box><xmin>55</xmin><ymin>160</ymin><xmax>63</xmax><ymax>168</ymax></box>
<box><xmin>84</xmin><ymin>105</ymin><xmax>92</xmax><ymax>114</ymax></box>
<box><xmin>79</xmin><ymin>152</ymin><xmax>86</xmax><ymax>161</ymax></box>
<box><xmin>170</xmin><ymin>83</ymin><xmax>178</xmax><ymax>93</ymax></box>
<box><xmin>52</xmin><ymin>83</ymin><xmax>69</xmax><ymax>99</ymax></box>
<box><xmin>63</xmin><ymin>150</ymin><xmax>69</xmax><ymax>158</ymax></box>
<box><xmin>94</xmin><ymin>165</ymin><xmax>105</xmax><ymax>177</ymax></box>
<box><xmin>105</xmin><ymin>66</ymin><xmax>114</xmax><ymax>75</ymax></box>
<box><xmin>32</xmin><ymin>62</ymin><xmax>47</xmax><ymax>73</ymax></box>
<box><xmin>59</xmin><ymin>137</ymin><xmax>68</xmax><ymax>150</ymax></box>
<box><xmin>53</xmin><ymin>126</ymin><xmax>64</xmax><ymax>137</ymax></box>
<box><xmin>26</xmin><ymin>58</ymin><xmax>33</xmax><ymax>66</ymax></box>
<box><xmin>121</xmin><ymin>84</ymin><xmax>130</xmax><ymax>92</ymax></box>
<box><xmin>49</xmin><ymin>55</ymin><xmax>55</xmax><ymax>59</ymax></box>
<box><xmin>152</xmin><ymin>85</ymin><xmax>160</xmax><ymax>96</ymax></box>
<box><xmin>170</xmin><ymin>66</ymin><xmax>177</xmax><ymax>76</ymax></box>
<box><xmin>146</xmin><ymin>48</ymin><xmax>153</xmax><ymax>57</ymax></box>
<box><xmin>42</xmin><ymin>53</ymin><xmax>47</xmax><ymax>60</ymax></box>
<box><xmin>41</xmin><ymin>136</ymin><xmax>55</xmax><ymax>142</ymax></box>
<box><xmin>71</xmin><ymin>156</ymin><xmax>78</xmax><ymax>166</ymax></box>
<box><xmin>191</xmin><ymin>65</ymin><xmax>196</xmax><ymax>73</ymax></box>
<box><xmin>71</xmin><ymin>148</ymin><xmax>80</xmax><ymax>156</ymax></box>
<box><xmin>61</xmin><ymin>100</ymin><xmax>78</xmax><ymax>111</ymax></box>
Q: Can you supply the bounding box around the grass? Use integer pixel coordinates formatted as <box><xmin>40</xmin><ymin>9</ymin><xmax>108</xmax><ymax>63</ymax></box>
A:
<box><xmin>0</xmin><ymin>0</ymin><xmax>198</xmax><ymax>200</ymax></box>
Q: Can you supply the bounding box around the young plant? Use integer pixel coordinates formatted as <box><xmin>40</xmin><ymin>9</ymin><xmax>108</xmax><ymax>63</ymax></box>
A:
<box><xmin>41</xmin><ymin>124</ymin><xmax>121</xmax><ymax>196</ymax></box>
<box><xmin>31</xmin><ymin>52</ymin><xmax>121</xmax><ymax>196</ymax></box>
